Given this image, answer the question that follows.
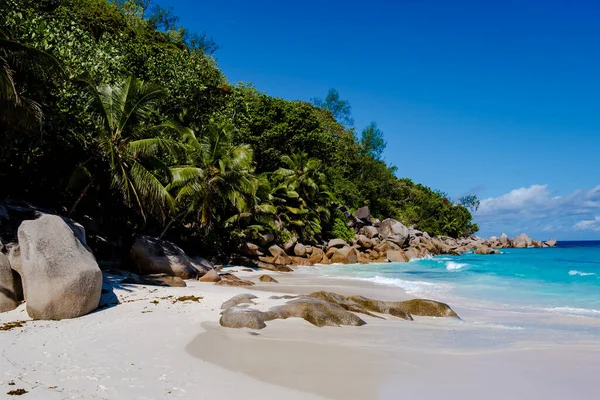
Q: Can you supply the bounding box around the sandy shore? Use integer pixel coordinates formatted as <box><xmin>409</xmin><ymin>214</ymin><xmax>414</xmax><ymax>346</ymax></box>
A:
<box><xmin>2</xmin><ymin>267</ymin><xmax>599</xmax><ymax>399</ymax></box>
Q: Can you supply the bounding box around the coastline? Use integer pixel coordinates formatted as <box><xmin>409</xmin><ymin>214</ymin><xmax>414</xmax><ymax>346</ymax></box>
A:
<box><xmin>3</xmin><ymin>267</ymin><xmax>599</xmax><ymax>399</ymax></box>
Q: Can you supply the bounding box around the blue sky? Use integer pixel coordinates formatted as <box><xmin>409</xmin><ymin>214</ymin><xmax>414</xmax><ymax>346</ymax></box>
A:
<box><xmin>156</xmin><ymin>0</ymin><xmax>600</xmax><ymax>240</ymax></box>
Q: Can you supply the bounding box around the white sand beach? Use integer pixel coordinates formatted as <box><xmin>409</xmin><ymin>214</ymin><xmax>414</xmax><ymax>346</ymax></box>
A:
<box><xmin>2</xmin><ymin>267</ymin><xmax>599</xmax><ymax>400</ymax></box>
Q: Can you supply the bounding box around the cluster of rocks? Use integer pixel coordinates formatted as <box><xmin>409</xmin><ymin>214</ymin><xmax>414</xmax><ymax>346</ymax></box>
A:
<box><xmin>235</xmin><ymin>206</ymin><xmax>557</xmax><ymax>268</ymax></box>
<box><xmin>219</xmin><ymin>291</ymin><xmax>459</xmax><ymax>330</ymax></box>
<box><xmin>0</xmin><ymin>200</ymin><xmax>557</xmax><ymax>322</ymax></box>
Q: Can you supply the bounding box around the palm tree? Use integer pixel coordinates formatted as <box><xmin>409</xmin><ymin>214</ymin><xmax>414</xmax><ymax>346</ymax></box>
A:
<box><xmin>69</xmin><ymin>75</ymin><xmax>184</xmax><ymax>221</ymax></box>
<box><xmin>0</xmin><ymin>27</ymin><xmax>62</xmax><ymax>129</ymax></box>
<box><xmin>166</xmin><ymin>119</ymin><xmax>257</xmax><ymax>236</ymax></box>
<box><xmin>271</xmin><ymin>152</ymin><xmax>333</xmax><ymax>239</ymax></box>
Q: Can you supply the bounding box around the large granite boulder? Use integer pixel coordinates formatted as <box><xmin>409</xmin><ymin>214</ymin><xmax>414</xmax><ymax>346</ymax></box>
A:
<box><xmin>387</xmin><ymin>250</ymin><xmax>408</xmax><ymax>263</ymax></box>
<box><xmin>327</xmin><ymin>246</ymin><xmax>358</xmax><ymax>264</ymax></box>
<box><xmin>259</xmin><ymin>274</ymin><xmax>278</xmax><ymax>283</ymax></box>
<box><xmin>353</xmin><ymin>206</ymin><xmax>371</xmax><ymax>221</ymax></box>
<box><xmin>378</xmin><ymin>219</ymin><xmax>410</xmax><ymax>247</ymax></box>
<box><xmin>359</xmin><ymin>225</ymin><xmax>379</xmax><ymax>239</ymax></box>
<box><xmin>474</xmin><ymin>245</ymin><xmax>495</xmax><ymax>255</ymax></box>
<box><xmin>327</xmin><ymin>239</ymin><xmax>348</xmax><ymax>249</ymax></box>
<box><xmin>256</xmin><ymin>261</ymin><xmax>294</xmax><ymax>272</ymax></box>
<box><xmin>308</xmin><ymin>248</ymin><xmax>326</xmax><ymax>264</ymax></box>
<box><xmin>0</xmin><ymin>253</ymin><xmax>19</xmax><ymax>312</ymax></box>
<box><xmin>544</xmin><ymin>239</ymin><xmax>557</xmax><ymax>247</ymax></box>
<box><xmin>499</xmin><ymin>233</ymin><xmax>511</xmax><ymax>247</ymax></box>
<box><xmin>293</xmin><ymin>243</ymin><xmax>307</xmax><ymax>257</ymax></box>
<box><xmin>307</xmin><ymin>291</ymin><xmax>413</xmax><ymax>320</ymax></box>
<box><xmin>396</xmin><ymin>299</ymin><xmax>458</xmax><ymax>318</ymax></box>
<box><xmin>198</xmin><ymin>269</ymin><xmax>221</xmax><ymax>282</ymax></box>
<box><xmin>512</xmin><ymin>233</ymin><xmax>533</xmax><ymax>248</ymax></box>
<box><xmin>215</xmin><ymin>279</ymin><xmax>255</xmax><ymax>287</ymax></box>
<box><xmin>273</xmin><ymin>298</ymin><xmax>366</xmax><ymax>327</ymax></box>
<box><xmin>220</xmin><ymin>307</ymin><xmax>273</xmax><ymax>329</ymax></box>
<box><xmin>240</xmin><ymin>242</ymin><xmax>264</xmax><ymax>257</ymax></box>
<box><xmin>356</xmin><ymin>234</ymin><xmax>373</xmax><ymax>249</ymax></box>
<box><xmin>404</xmin><ymin>247</ymin><xmax>421</xmax><ymax>260</ymax></box>
<box><xmin>221</xmin><ymin>293</ymin><xmax>258</xmax><ymax>310</ymax></box>
<box><xmin>18</xmin><ymin>215</ymin><xmax>102</xmax><ymax>320</ymax></box>
<box><xmin>130</xmin><ymin>236</ymin><xmax>204</xmax><ymax>279</ymax></box>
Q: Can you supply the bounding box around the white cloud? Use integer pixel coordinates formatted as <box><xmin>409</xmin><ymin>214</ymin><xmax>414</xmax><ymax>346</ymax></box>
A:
<box><xmin>476</xmin><ymin>184</ymin><xmax>600</xmax><ymax>218</ymax></box>
<box><xmin>574</xmin><ymin>216</ymin><xmax>600</xmax><ymax>231</ymax></box>
<box><xmin>473</xmin><ymin>184</ymin><xmax>600</xmax><ymax>239</ymax></box>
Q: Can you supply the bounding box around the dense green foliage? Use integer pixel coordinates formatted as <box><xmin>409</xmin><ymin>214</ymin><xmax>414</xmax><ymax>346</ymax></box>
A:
<box><xmin>0</xmin><ymin>0</ymin><xmax>478</xmax><ymax>257</ymax></box>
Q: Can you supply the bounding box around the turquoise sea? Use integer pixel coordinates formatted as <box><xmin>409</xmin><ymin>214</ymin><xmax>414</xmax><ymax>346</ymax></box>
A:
<box><xmin>319</xmin><ymin>241</ymin><xmax>600</xmax><ymax>320</ymax></box>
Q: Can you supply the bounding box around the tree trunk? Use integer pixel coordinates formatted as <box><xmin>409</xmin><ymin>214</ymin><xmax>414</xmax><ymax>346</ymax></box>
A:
<box><xmin>159</xmin><ymin>216</ymin><xmax>177</xmax><ymax>239</ymax></box>
<box><xmin>68</xmin><ymin>179</ymin><xmax>93</xmax><ymax>216</ymax></box>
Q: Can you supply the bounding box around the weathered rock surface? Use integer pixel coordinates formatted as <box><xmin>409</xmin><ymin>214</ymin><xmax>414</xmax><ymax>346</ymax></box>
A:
<box><xmin>259</xmin><ymin>274</ymin><xmax>278</xmax><ymax>283</ymax></box>
<box><xmin>220</xmin><ymin>292</ymin><xmax>457</xmax><ymax>330</ymax></box>
<box><xmin>130</xmin><ymin>236</ymin><xmax>201</xmax><ymax>279</ymax></box>
<box><xmin>308</xmin><ymin>248</ymin><xmax>326</xmax><ymax>264</ymax></box>
<box><xmin>499</xmin><ymin>233</ymin><xmax>511</xmax><ymax>247</ymax></box>
<box><xmin>293</xmin><ymin>243</ymin><xmax>306</xmax><ymax>257</ymax></box>
<box><xmin>327</xmin><ymin>246</ymin><xmax>358</xmax><ymax>264</ymax></box>
<box><xmin>241</xmin><ymin>242</ymin><xmax>264</xmax><ymax>257</ymax></box>
<box><xmin>512</xmin><ymin>233</ymin><xmax>533</xmax><ymax>248</ymax></box>
<box><xmin>359</xmin><ymin>226</ymin><xmax>379</xmax><ymax>239</ymax></box>
<box><xmin>307</xmin><ymin>291</ymin><xmax>413</xmax><ymax>320</ymax></box>
<box><xmin>215</xmin><ymin>279</ymin><xmax>255</xmax><ymax>287</ymax></box>
<box><xmin>256</xmin><ymin>261</ymin><xmax>294</xmax><ymax>272</ymax></box>
<box><xmin>356</xmin><ymin>234</ymin><xmax>373</xmax><ymax>249</ymax></box>
<box><xmin>198</xmin><ymin>269</ymin><xmax>221</xmax><ymax>282</ymax></box>
<box><xmin>273</xmin><ymin>298</ymin><xmax>366</xmax><ymax>327</ymax></box>
<box><xmin>404</xmin><ymin>247</ymin><xmax>421</xmax><ymax>260</ymax></box>
<box><xmin>221</xmin><ymin>294</ymin><xmax>258</xmax><ymax>310</ymax></box>
<box><xmin>220</xmin><ymin>297</ymin><xmax>366</xmax><ymax>329</ymax></box>
<box><xmin>386</xmin><ymin>250</ymin><xmax>408</xmax><ymax>263</ymax></box>
<box><xmin>18</xmin><ymin>215</ymin><xmax>102</xmax><ymax>320</ymax></box>
<box><xmin>0</xmin><ymin>253</ymin><xmax>19</xmax><ymax>312</ymax></box>
<box><xmin>268</xmin><ymin>244</ymin><xmax>287</xmax><ymax>258</ymax></box>
<box><xmin>378</xmin><ymin>219</ymin><xmax>410</xmax><ymax>247</ymax></box>
<box><xmin>474</xmin><ymin>245</ymin><xmax>496</xmax><ymax>255</ymax></box>
<box><xmin>545</xmin><ymin>239</ymin><xmax>557</xmax><ymax>247</ymax></box>
<box><xmin>220</xmin><ymin>307</ymin><xmax>273</xmax><ymax>329</ymax></box>
<box><xmin>353</xmin><ymin>206</ymin><xmax>371</xmax><ymax>221</ymax></box>
<box><xmin>395</xmin><ymin>299</ymin><xmax>458</xmax><ymax>318</ymax></box>
<box><xmin>327</xmin><ymin>239</ymin><xmax>348</xmax><ymax>249</ymax></box>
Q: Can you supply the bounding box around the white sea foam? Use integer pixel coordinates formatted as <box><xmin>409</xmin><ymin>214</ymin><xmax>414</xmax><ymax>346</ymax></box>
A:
<box><xmin>568</xmin><ymin>270</ymin><xmax>596</xmax><ymax>276</ymax></box>
<box><xmin>408</xmin><ymin>254</ymin><xmax>435</xmax><ymax>262</ymax></box>
<box><xmin>545</xmin><ymin>306</ymin><xmax>600</xmax><ymax>316</ymax></box>
<box><xmin>471</xmin><ymin>322</ymin><xmax>524</xmax><ymax>330</ymax></box>
<box><xmin>339</xmin><ymin>275</ymin><xmax>448</xmax><ymax>295</ymax></box>
<box><xmin>446</xmin><ymin>261</ymin><xmax>467</xmax><ymax>270</ymax></box>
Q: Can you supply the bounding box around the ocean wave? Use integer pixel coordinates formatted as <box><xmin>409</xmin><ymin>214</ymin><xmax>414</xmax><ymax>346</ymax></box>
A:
<box><xmin>568</xmin><ymin>270</ymin><xmax>596</xmax><ymax>276</ymax></box>
<box><xmin>446</xmin><ymin>261</ymin><xmax>467</xmax><ymax>270</ymax></box>
<box><xmin>544</xmin><ymin>306</ymin><xmax>600</xmax><ymax>316</ymax></box>
<box><xmin>471</xmin><ymin>322</ymin><xmax>524</xmax><ymax>330</ymax></box>
<box><xmin>339</xmin><ymin>275</ymin><xmax>448</xmax><ymax>295</ymax></box>
<box><xmin>408</xmin><ymin>254</ymin><xmax>435</xmax><ymax>262</ymax></box>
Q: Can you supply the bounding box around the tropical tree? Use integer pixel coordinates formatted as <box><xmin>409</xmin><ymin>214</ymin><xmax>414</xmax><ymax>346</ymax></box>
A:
<box><xmin>0</xmin><ymin>27</ymin><xmax>62</xmax><ymax>130</ymax></box>
<box><xmin>166</xmin><ymin>119</ymin><xmax>257</xmax><ymax>236</ymax></box>
<box><xmin>69</xmin><ymin>75</ymin><xmax>183</xmax><ymax>222</ymax></box>
<box><xmin>271</xmin><ymin>152</ymin><xmax>333</xmax><ymax>240</ymax></box>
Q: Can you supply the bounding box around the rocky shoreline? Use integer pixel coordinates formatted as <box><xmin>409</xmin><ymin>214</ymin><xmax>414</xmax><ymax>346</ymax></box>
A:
<box><xmin>1</xmin><ymin>201</ymin><xmax>554</xmax><ymax>323</ymax></box>
<box><xmin>235</xmin><ymin>205</ymin><xmax>556</xmax><ymax>270</ymax></box>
